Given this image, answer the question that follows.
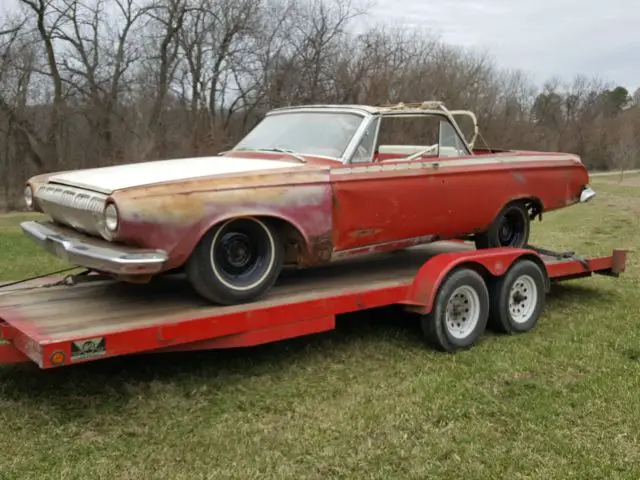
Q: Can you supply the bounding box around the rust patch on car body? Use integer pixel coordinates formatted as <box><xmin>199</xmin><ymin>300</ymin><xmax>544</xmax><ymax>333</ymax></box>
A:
<box><xmin>305</xmin><ymin>231</ymin><xmax>334</xmax><ymax>265</ymax></box>
<box><xmin>512</xmin><ymin>172</ymin><xmax>526</xmax><ymax>184</ymax></box>
<box><xmin>350</xmin><ymin>228</ymin><xmax>382</xmax><ymax>238</ymax></box>
<box><xmin>109</xmin><ymin>166</ymin><xmax>334</xmax><ymax>270</ymax></box>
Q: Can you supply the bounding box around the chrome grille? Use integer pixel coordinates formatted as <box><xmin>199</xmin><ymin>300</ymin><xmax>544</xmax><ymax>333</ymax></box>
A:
<box><xmin>35</xmin><ymin>184</ymin><xmax>108</xmax><ymax>237</ymax></box>
<box><xmin>37</xmin><ymin>184</ymin><xmax>106</xmax><ymax>213</ymax></box>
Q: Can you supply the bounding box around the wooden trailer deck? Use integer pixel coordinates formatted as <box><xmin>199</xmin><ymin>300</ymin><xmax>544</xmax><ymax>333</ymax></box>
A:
<box><xmin>0</xmin><ymin>241</ymin><xmax>626</xmax><ymax>368</ymax></box>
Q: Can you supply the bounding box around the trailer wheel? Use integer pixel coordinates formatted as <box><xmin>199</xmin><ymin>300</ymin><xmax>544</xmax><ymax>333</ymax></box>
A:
<box><xmin>488</xmin><ymin>259</ymin><xmax>545</xmax><ymax>334</ymax></box>
<box><xmin>475</xmin><ymin>201</ymin><xmax>530</xmax><ymax>249</ymax></box>
<box><xmin>186</xmin><ymin>217</ymin><xmax>283</xmax><ymax>305</ymax></box>
<box><xmin>421</xmin><ymin>268</ymin><xmax>489</xmax><ymax>352</ymax></box>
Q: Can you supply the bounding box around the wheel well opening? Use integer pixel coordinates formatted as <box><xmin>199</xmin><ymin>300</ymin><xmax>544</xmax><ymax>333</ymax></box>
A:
<box><xmin>253</xmin><ymin>216</ymin><xmax>307</xmax><ymax>266</ymax></box>
<box><xmin>445</xmin><ymin>261</ymin><xmax>493</xmax><ymax>288</ymax></box>
<box><xmin>192</xmin><ymin>215</ymin><xmax>308</xmax><ymax>268</ymax></box>
<box><xmin>513</xmin><ymin>253</ymin><xmax>551</xmax><ymax>292</ymax></box>
<box><xmin>445</xmin><ymin>255</ymin><xmax>549</xmax><ymax>292</ymax></box>
<box><xmin>517</xmin><ymin>197</ymin><xmax>544</xmax><ymax>221</ymax></box>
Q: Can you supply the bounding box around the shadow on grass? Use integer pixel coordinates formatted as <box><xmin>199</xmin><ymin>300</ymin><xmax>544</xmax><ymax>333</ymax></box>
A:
<box><xmin>546</xmin><ymin>279</ymin><xmax>622</xmax><ymax>306</ymax></box>
<box><xmin>0</xmin><ymin>305</ymin><xmax>425</xmax><ymax>411</ymax></box>
<box><xmin>0</xmin><ymin>281</ymin><xmax>615</xmax><ymax>417</ymax></box>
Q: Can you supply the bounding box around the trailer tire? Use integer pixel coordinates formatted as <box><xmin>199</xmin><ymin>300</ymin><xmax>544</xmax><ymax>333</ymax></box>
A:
<box><xmin>421</xmin><ymin>268</ymin><xmax>489</xmax><ymax>352</ymax></box>
<box><xmin>186</xmin><ymin>217</ymin><xmax>284</xmax><ymax>305</ymax></box>
<box><xmin>488</xmin><ymin>259</ymin><xmax>545</xmax><ymax>334</ymax></box>
<box><xmin>475</xmin><ymin>201</ymin><xmax>530</xmax><ymax>249</ymax></box>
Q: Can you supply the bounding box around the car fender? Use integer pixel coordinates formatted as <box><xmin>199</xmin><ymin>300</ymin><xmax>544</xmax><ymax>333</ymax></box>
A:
<box><xmin>169</xmin><ymin>208</ymin><xmax>314</xmax><ymax>267</ymax></box>
<box><xmin>401</xmin><ymin>247</ymin><xmax>549</xmax><ymax>314</ymax></box>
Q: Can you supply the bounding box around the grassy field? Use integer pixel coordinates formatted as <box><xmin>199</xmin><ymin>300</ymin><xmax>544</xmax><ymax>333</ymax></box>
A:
<box><xmin>1</xmin><ymin>176</ymin><xmax>640</xmax><ymax>479</ymax></box>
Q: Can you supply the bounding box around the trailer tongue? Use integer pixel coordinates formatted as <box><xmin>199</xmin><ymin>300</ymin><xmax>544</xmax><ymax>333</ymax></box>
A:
<box><xmin>0</xmin><ymin>241</ymin><xmax>627</xmax><ymax>369</ymax></box>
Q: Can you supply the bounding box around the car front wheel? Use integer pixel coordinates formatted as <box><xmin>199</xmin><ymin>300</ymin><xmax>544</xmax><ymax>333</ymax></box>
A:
<box><xmin>186</xmin><ymin>217</ymin><xmax>283</xmax><ymax>305</ymax></box>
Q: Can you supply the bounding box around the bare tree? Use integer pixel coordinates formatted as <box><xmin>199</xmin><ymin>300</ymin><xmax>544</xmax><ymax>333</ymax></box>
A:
<box><xmin>0</xmin><ymin>0</ymin><xmax>638</xmax><ymax>210</ymax></box>
<box><xmin>611</xmin><ymin>113</ymin><xmax>640</xmax><ymax>181</ymax></box>
<box><xmin>50</xmin><ymin>0</ymin><xmax>148</xmax><ymax>162</ymax></box>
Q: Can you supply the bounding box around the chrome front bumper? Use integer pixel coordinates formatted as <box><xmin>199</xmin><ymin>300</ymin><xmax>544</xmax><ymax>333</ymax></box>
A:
<box><xmin>21</xmin><ymin>221</ymin><xmax>168</xmax><ymax>275</ymax></box>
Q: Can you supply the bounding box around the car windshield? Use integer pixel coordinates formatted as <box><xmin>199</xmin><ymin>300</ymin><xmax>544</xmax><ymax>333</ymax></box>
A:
<box><xmin>233</xmin><ymin>111</ymin><xmax>365</xmax><ymax>159</ymax></box>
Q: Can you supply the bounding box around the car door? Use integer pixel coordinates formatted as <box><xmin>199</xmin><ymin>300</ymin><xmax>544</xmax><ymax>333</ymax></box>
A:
<box><xmin>330</xmin><ymin>113</ymin><xmax>467</xmax><ymax>252</ymax></box>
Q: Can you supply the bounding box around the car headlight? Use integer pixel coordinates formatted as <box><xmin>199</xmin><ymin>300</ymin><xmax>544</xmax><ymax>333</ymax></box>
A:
<box><xmin>24</xmin><ymin>185</ymin><xmax>33</xmax><ymax>209</ymax></box>
<box><xmin>104</xmin><ymin>204</ymin><xmax>119</xmax><ymax>232</ymax></box>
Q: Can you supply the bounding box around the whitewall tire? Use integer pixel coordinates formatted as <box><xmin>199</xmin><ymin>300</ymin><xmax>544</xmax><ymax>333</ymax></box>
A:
<box><xmin>186</xmin><ymin>217</ymin><xmax>284</xmax><ymax>305</ymax></box>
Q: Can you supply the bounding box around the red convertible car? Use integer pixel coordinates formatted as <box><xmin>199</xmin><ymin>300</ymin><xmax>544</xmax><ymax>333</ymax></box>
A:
<box><xmin>21</xmin><ymin>101</ymin><xmax>595</xmax><ymax>305</ymax></box>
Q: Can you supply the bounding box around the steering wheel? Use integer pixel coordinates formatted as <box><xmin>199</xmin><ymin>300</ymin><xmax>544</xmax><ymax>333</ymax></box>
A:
<box><xmin>404</xmin><ymin>144</ymin><xmax>438</xmax><ymax>161</ymax></box>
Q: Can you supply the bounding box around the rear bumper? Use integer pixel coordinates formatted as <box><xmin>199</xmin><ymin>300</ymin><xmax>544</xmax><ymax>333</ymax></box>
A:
<box><xmin>580</xmin><ymin>186</ymin><xmax>596</xmax><ymax>203</ymax></box>
<box><xmin>21</xmin><ymin>220</ymin><xmax>168</xmax><ymax>275</ymax></box>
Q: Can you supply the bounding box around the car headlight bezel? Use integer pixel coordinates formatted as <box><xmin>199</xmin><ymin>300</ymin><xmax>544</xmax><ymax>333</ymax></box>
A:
<box><xmin>24</xmin><ymin>185</ymin><xmax>34</xmax><ymax>209</ymax></box>
<box><xmin>104</xmin><ymin>203</ymin><xmax>119</xmax><ymax>232</ymax></box>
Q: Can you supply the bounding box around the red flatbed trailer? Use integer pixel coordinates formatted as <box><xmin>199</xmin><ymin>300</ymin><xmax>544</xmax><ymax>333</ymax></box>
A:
<box><xmin>0</xmin><ymin>241</ymin><xmax>627</xmax><ymax>369</ymax></box>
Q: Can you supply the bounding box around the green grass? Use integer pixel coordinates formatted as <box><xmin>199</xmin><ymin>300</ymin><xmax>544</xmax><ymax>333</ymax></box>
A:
<box><xmin>0</xmin><ymin>213</ymin><xmax>74</xmax><ymax>282</ymax></box>
<box><xmin>1</xmin><ymin>178</ymin><xmax>640</xmax><ymax>479</ymax></box>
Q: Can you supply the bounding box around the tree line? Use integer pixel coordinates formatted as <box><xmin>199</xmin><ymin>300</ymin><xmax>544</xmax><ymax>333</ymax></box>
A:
<box><xmin>1</xmin><ymin>0</ymin><xmax>639</xmax><ymax>210</ymax></box>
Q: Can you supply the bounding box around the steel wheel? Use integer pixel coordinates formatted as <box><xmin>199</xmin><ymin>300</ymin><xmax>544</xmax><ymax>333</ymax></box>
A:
<box><xmin>209</xmin><ymin>220</ymin><xmax>276</xmax><ymax>292</ymax></box>
<box><xmin>475</xmin><ymin>202</ymin><xmax>531</xmax><ymax>249</ymax></box>
<box><xmin>508</xmin><ymin>274</ymin><xmax>538</xmax><ymax>324</ymax></box>
<box><xmin>445</xmin><ymin>285</ymin><xmax>481</xmax><ymax>340</ymax></box>
<box><xmin>421</xmin><ymin>267</ymin><xmax>489</xmax><ymax>352</ymax></box>
<box><xmin>187</xmin><ymin>217</ymin><xmax>284</xmax><ymax>305</ymax></box>
<box><xmin>497</xmin><ymin>208</ymin><xmax>527</xmax><ymax>247</ymax></box>
<box><xmin>488</xmin><ymin>259</ymin><xmax>546</xmax><ymax>334</ymax></box>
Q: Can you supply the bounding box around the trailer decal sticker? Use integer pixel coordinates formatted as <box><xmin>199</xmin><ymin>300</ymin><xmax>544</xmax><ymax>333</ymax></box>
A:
<box><xmin>71</xmin><ymin>337</ymin><xmax>106</xmax><ymax>361</ymax></box>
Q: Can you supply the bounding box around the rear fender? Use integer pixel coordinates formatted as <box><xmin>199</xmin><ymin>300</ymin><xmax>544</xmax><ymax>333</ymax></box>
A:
<box><xmin>401</xmin><ymin>248</ymin><xmax>549</xmax><ymax>314</ymax></box>
<box><xmin>502</xmin><ymin>195</ymin><xmax>544</xmax><ymax>217</ymax></box>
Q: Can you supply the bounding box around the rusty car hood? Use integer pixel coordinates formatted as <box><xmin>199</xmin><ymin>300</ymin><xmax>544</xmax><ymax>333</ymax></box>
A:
<box><xmin>45</xmin><ymin>156</ymin><xmax>308</xmax><ymax>194</ymax></box>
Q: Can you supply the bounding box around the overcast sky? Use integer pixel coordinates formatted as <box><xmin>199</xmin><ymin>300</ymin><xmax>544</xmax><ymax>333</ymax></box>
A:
<box><xmin>368</xmin><ymin>0</ymin><xmax>639</xmax><ymax>92</ymax></box>
<box><xmin>2</xmin><ymin>0</ymin><xmax>638</xmax><ymax>92</ymax></box>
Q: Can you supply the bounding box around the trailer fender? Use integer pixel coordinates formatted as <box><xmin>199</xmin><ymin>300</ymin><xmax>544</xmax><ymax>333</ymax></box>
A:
<box><xmin>402</xmin><ymin>248</ymin><xmax>549</xmax><ymax>314</ymax></box>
